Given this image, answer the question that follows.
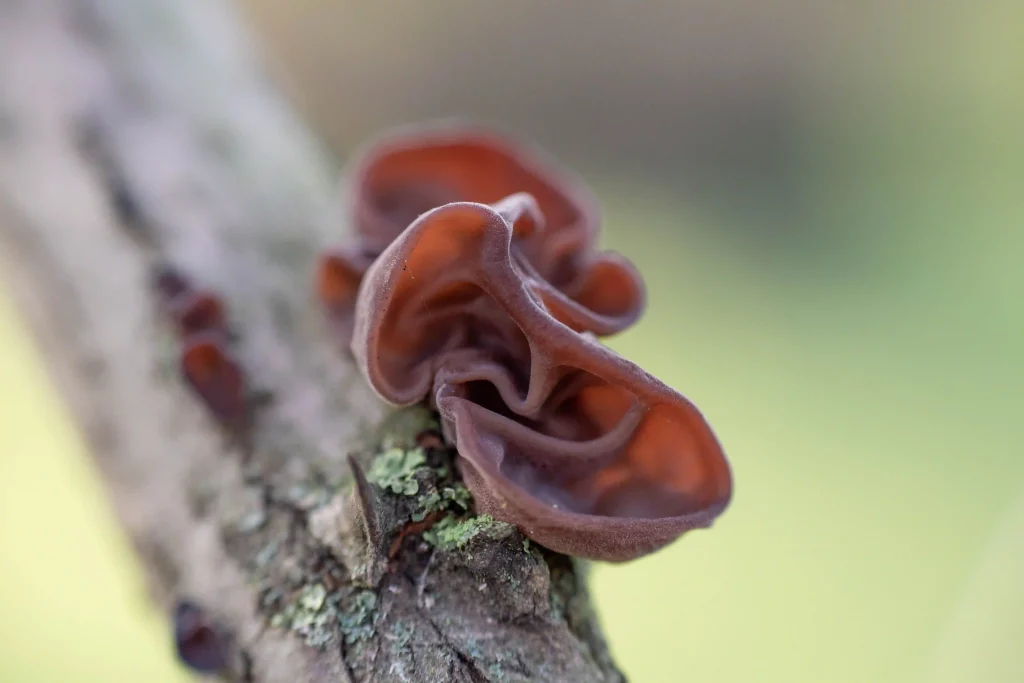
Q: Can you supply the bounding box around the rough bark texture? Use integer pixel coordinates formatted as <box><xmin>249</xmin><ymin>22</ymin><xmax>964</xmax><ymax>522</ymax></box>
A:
<box><xmin>0</xmin><ymin>1</ymin><xmax>625</xmax><ymax>681</ymax></box>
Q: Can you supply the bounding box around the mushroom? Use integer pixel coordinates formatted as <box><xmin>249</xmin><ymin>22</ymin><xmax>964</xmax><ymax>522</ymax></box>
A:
<box><xmin>153</xmin><ymin>266</ymin><xmax>246</xmax><ymax>429</ymax></box>
<box><xmin>317</xmin><ymin>123</ymin><xmax>644</xmax><ymax>342</ymax></box>
<box><xmin>350</xmin><ymin>195</ymin><xmax>732</xmax><ymax>561</ymax></box>
<box><xmin>180</xmin><ymin>331</ymin><xmax>247</xmax><ymax>429</ymax></box>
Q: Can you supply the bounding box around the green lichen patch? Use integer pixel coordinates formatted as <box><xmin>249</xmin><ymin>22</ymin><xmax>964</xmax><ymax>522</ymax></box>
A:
<box><xmin>442</xmin><ymin>484</ymin><xmax>472</xmax><ymax>511</ymax></box>
<box><xmin>388</xmin><ymin>621</ymin><xmax>415</xmax><ymax>655</ymax></box>
<box><xmin>270</xmin><ymin>583</ymin><xmax>340</xmax><ymax>649</ymax></box>
<box><xmin>412</xmin><ymin>483</ymin><xmax>472</xmax><ymax>522</ymax></box>
<box><xmin>254</xmin><ymin>540</ymin><xmax>279</xmax><ymax>568</ymax></box>
<box><xmin>283</xmin><ymin>480</ymin><xmax>333</xmax><ymax>511</ymax></box>
<box><xmin>364</xmin><ymin>410</ymin><xmax>478</xmax><ymax>539</ymax></box>
<box><xmin>424</xmin><ymin>514</ymin><xmax>514</xmax><ymax>551</ymax></box>
<box><xmin>338</xmin><ymin>589</ymin><xmax>378</xmax><ymax>645</ymax></box>
<box><xmin>367</xmin><ymin>446</ymin><xmax>427</xmax><ymax>496</ymax></box>
<box><xmin>270</xmin><ymin>584</ymin><xmax>380</xmax><ymax>650</ymax></box>
<box><xmin>235</xmin><ymin>508</ymin><xmax>267</xmax><ymax>533</ymax></box>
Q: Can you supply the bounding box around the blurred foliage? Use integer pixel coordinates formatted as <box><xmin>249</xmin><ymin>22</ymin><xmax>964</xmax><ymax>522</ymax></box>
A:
<box><xmin>2</xmin><ymin>0</ymin><xmax>1022</xmax><ymax>681</ymax></box>
<box><xmin>926</xmin><ymin>490</ymin><xmax>1024</xmax><ymax>682</ymax></box>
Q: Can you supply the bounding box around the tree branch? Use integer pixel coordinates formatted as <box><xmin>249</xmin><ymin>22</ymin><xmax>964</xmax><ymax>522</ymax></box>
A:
<box><xmin>0</xmin><ymin>1</ymin><xmax>624</xmax><ymax>681</ymax></box>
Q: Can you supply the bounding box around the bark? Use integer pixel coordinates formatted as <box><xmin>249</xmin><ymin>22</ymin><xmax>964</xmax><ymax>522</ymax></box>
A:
<box><xmin>0</xmin><ymin>1</ymin><xmax>625</xmax><ymax>682</ymax></box>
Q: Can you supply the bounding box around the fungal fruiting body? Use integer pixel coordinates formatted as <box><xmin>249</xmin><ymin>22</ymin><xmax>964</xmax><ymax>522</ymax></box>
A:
<box><xmin>173</xmin><ymin>601</ymin><xmax>228</xmax><ymax>674</ymax></box>
<box><xmin>180</xmin><ymin>331</ymin><xmax>246</xmax><ymax>427</ymax></box>
<box><xmin>316</xmin><ymin>125</ymin><xmax>621</xmax><ymax>340</ymax></box>
<box><xmin>321</xmin><ymin>124</ymin><xmax>732</xmax><ymax>562</ymax></box>
<box><xmin>153</xmin><ymin>267</ymin><xmax>246</xmax><ymax>429</ymax></box>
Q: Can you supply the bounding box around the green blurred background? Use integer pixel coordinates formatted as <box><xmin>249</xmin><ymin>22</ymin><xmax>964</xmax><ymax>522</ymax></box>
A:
<box><xmin>1</xmin><ymin>1</ymin><xmax>1022</xmax><ymax>681</ymax></box>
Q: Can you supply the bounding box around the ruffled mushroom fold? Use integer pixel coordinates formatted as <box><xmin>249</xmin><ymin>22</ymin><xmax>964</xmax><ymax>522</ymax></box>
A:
<box><xmin>316</xmin><ymin>125</ymin><xmax>645</xmax><ymax>341</ymax></box>
<box><xmin>350</xmin><ymin>197</ymin><xmax>732</xmax><ymax>561</ymax></box>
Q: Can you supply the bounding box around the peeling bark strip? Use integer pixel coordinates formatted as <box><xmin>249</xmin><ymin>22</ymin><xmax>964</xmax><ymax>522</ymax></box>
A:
<box><xmin>0</xmin><ymin>1</ymin><xmax>624</xmax><ymax>682</ymax></box>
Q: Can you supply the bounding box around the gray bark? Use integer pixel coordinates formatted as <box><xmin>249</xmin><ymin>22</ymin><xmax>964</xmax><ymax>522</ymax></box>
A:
<box><xmin>0</xmin><ymin>1</ymin><xmax>624</xmax><ymax>681</ymax></box>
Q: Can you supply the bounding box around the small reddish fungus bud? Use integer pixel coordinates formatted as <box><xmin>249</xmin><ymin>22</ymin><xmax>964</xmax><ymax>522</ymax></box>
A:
<box><xmin>151</xmin><ymin>265</ymin><xmax>247</xmax><ymax>429</ymax></box>
<box><xmin>315</xmin><ymin>248</ymin><xmax>370</xmax><ymax>336</ymax></box>
<box><xmin>173</xmin><ymin>600</ymin><xmax>227</xmax><ymax>674</ymax></box>
<box><xmin>170</xmin><ymin>291</ymin><xmax>225</xmax><ymax>336</ymax></box>
<box><xmin>180</xmin><ymin>331</ymin><xmax>246</xmax><ymax>428</ymax></box>
<box><xmin>152</xmin><ymin>266</ymin><xmax>227</xmax><ymax>337</ymax></box>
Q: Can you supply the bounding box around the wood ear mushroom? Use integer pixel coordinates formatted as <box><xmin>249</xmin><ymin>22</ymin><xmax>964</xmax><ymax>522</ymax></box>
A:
<box><xmin>320</xmin><ymin>125</ymin><xmax>732</xmax><ymax>561</ymax></box>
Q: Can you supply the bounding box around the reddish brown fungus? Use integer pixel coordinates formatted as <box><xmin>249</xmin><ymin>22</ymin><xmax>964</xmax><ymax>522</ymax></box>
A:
<box><xmin>173</xmin><ymin>600</ymin><xmax>228</xmax><ymax>674</ymax></box>
<box><xmin>350</xmin><ymin>195</ymin><xmax>732</xmax><ymax>561</ymax></box>
<box><xmin>180</xmin><ymin>332</ymin><xmax>246</xmax><ymax>428</ymax></box>
<box><xmin>317</xmin><ymin>124</ymin><xmax>645</xmax><ymax>341</ymax></box>
<box><xmin>152</xmin><ymin>267</ymin><xmax>227</xmax><ymax>337</ymax></box>
<box><xmin>169</xmin><ymin>292</ymin><xmax>225</xmax><ymax>336</ymax></box>
<box><xmin>152</xmin><ymin>266</ymin><xmax>247</xmax><ymax>428</ymax></box>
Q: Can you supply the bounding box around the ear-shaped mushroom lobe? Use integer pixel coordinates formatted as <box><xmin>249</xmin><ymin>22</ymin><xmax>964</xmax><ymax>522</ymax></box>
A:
<box><xmin>353</xmin><ymin>127</ymin><xmax>643</xmax><ymax>322</ymax></box>
<box><xmin>352</xmin><ymin>194</ymin><xmax>650</xmax><ymax>406</ymax></box>
<box><xmin>350</xmin><ymin>125</ymin><xmax>593</xmax><ymax>263</ymax></box>
<box><xmin>319</xmin><ymin>125</ymin><xmax>645</xmax><ymax>338</ymax></box>
<box><xmin>351</xmin><ymin>199</ymin><xmax>732</xmax><ymax>561</ymax></box>
<box><xmin>438</xmin><ymin>376</ymin><xmax>731</xmax><ymax>562</ymax></box>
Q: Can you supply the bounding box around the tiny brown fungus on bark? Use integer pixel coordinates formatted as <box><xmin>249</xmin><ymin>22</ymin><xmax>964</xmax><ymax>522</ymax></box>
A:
<box><xmin>180</xmin><ymin>331</ymin><xmax>246</xmax><ymax>428</ymax></box>
<box><xmin>153</xmin><ymin>267</ymin><xmax>246</xmax><ymax>429</ymax></box>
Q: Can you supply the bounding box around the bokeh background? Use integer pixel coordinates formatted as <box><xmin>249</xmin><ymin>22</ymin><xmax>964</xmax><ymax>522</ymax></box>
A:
<box><xmin>2</xmin><ymin>1</ymin><xmax>1022</xmax><ymax>681</ymax></box>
